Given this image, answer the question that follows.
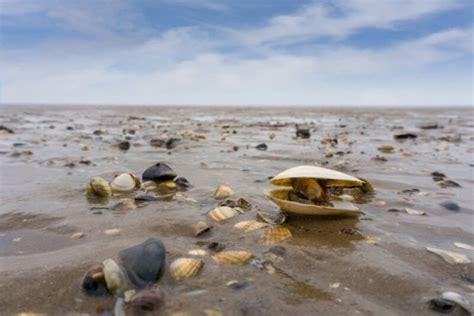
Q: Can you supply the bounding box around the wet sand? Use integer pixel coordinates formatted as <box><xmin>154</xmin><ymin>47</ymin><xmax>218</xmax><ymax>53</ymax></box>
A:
<box><xmin>0</xmin><ymin>105</ymin><xmax>473</xmax><ymax>315</ymax></box>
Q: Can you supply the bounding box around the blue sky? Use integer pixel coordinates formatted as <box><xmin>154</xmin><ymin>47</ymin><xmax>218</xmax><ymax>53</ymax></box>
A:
<box><xmin>0</xmin><ymin>0</ymin><xmax>472</xmax><ymax>105</ymax></box>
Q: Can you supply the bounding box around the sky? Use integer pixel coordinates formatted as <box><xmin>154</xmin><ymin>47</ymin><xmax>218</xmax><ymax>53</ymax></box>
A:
<box><xmin>0</xmin><ymin>0</ymin><xmax>473</xmax><ymax>106</ymax></box>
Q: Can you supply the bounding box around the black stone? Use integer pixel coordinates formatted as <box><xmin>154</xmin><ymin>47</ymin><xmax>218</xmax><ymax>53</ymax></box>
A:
<box><xmin>429</xmin><ymin>298</ymin><xmax>455</xmax><ymax>313</ymax></box>
<box><xmin>118</xmin><ymin>141</ymin><xmax>130</xmax><ymax>151</ymax></box>
<box><xmin>0</xmin><ymin>125</ymin><xmax>14</xmax><ymax>134</ymax></box>
<box><xmin>439</xmin><ymin>201</ymin><xmax>460</xmax><ymax>211</ymax></box>
<box><xmin>118</xmin><ymin>238</ymin><xmax>166</xmax><ymax>289</ymax></box>
<box><xmin>256</xmin><ymin>143</ymin><xmax>268</xmax><ymax>151</ymax></box>
<box><xmin>387</xmin><ymin>208</ymin><xmax>402</xmax><ymax>213</ymax></box>
<box><xmin>296</xmin><ymin>127</ymin><xmax>311</xmax><ymax>139</ymax></box>
<box><xmin>393</xmin><ymin>133</ymin><xmax>417</xmax><ymax>140</ymax></box>
<box><xmin>165</xmin><ymin>138</ymin><xmax>180</xmax><ymax>149</ymax></box>
<box><xmin>431</xmin><ymin>172</ymin><xmax>446</xmax><ymax>178</ymax></box>
<box><xmin>142</xmin><ymin>162</ymin><xmax>177</xmax><ymax>183</ymax></box>
<box><xmin>134</xmin><ymin>195</ymin><xmax>160</xmax><ymax>202</ymax></box>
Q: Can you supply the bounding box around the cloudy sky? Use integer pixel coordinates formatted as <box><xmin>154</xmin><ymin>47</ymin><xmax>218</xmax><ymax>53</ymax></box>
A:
<box><xmin>0</xmin><ymin>0</ymin><xmax>472</xmax><ymax>106</ymax></box>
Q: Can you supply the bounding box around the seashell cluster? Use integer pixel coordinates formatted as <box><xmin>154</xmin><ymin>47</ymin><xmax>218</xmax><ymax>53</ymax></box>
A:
<box><xmin>266</xmin><ymin>165</ymin><xmax>372</xmax><ymax>216</ymax></box>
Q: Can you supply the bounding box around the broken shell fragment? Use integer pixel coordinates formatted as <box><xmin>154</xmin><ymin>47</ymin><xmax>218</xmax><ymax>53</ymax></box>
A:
<box><xmin>81</xmin><ymin>265</ymin><xmax>108</xmax><ymax>296</ymax></box>
<box><xmin>87</xmin><ymin>177</ymin><xmax>112</xmax><ymax>197</ymax></box>
<box><xmin>142</xmin><ymin>162</ymin><xmax>177</xmax><ymax>183</ymax></box>
<box><xmin>426</xmin><ymin>247</ymin><xmax>470</xmax><ymax>264</ymax></box>
<box><xmin>214</xmin><ymin>185</ymin><xmax>233</xmax><ymax>199</ymax></box>
<box><xmin>103</xmin><ymin>258</ymin><xmax>131</xmax><ymax>295</ymax></box>
<box><xmin>170</xmin><ymin>258</ymin><xmax>203</xmax><ymax>280</ymax></box>
<box><xmin>256</xmin><ymin>210</ymin><xmax>286</xmax><ymax>225</ymax></box>
<box><xmin>211</xmin><ymin>251</ymin><xmax>253</xmax><ymax>265</ymax></box>
<box><xmin>208</xmin><ymin>206</ymin><xmax>241</xmax><ymax>221</ymax></box>
<box><xmin>262</xmin><ymin>226</ymin><xmax>292</xmax><ymax>245</ymax></box>
<box><xmin>111</xmin><ymin>173</ymin><xmax>140</xmax><ymax>192</ymax></box>
<box><xmin>194</xmin><ymin>221</ymin><xmax>212</xmax><ymax>237</ymax></box>
<box><xmin>234</xmin><ymin>220</ymin><xmax>269</xmax><ymax>233</ymax></box>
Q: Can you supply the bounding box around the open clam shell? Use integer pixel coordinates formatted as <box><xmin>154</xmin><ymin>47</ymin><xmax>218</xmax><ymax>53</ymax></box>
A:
<box><xmin>170</xmin><ymin>258</ymin><xmax>203</xmax><ymax>280</ymax></box>
<box><xmin>103</xmin><ymin>258</ymin><xmax>131</xmax><ymax>295</ymax></box>
<box><xmin>270</xmin><ymin>165</ymin><xmax>363</xmax><ymax>187</ymax></box>
<box><xmin>266</xmin><ymin>188</ymin><xmax>361</xmax><ymax>216</ymax></box>
<box><xmin>142</xmin><ymin>162</ymin><xmax>177</xmax><ymax>183</ymax></box>
<box><xmin>211</xmin><ymin>251</ymin><xmax>253</xmax><ymax>265</ymax></box>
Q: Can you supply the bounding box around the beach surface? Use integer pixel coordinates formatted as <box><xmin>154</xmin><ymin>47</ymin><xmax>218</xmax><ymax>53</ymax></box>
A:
<box><xmin>0</xmin><ymin>106</ymin><xmax>473</xmax><ymax>315</ymax></box>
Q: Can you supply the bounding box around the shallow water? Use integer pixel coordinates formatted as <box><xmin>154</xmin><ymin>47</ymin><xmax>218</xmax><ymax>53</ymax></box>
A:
<box><xmin>0</xmin><ymin>106</ymin><xmax>473</xmax><ymax>315</ymax></box>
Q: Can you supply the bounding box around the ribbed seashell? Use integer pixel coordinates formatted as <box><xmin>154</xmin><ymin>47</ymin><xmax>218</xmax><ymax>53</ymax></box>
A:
<box><xmin>188</xmin><ymin>249</ymin><xmax>208</xmax><ymax>256</ymax></box>
<box><xmin>208</xmin><ymin>206</ymin><xmax>240</xmax><ymax>221</ymax></box>
<box><xmin>170</xmin><ymin>258</ymin><xmax>203</xmax><ymax>280</ymax></box>
<box><xmin>194</xmin><ymin>221</ymin><xmax>212</xmax><ymax>237</ymax></box>
<box><xmin>211</xmin><ymin>251</ymin><xmax>253</xmax><ymax>265</ymax></box>
<box><xmin>103</xmin><ymin>258</ymin><xmax>131</xmax><ymax>295</ymax></box>
<box><xmin>111</xmin><ymin>173</ymin><xmax>140</xmax><ymax>192</ymax></box>
<box><xmin>262</xmin><ymin>226</ymin><xmax>292</xmax><ymax>245</ymax></box>
<box><xmin>86</xmin><ymin>177</ymin><xmax>112</xmax><ymax>197</ymax></box>
<box><xmin>215</xmin><ymin>185</ymin><xmax>233</xmax><ymax>199</ymax></box>
<box><xmin>234</xmin><ymin>220</ymin><xmax>269</xmax><ymax>232</ymax></box>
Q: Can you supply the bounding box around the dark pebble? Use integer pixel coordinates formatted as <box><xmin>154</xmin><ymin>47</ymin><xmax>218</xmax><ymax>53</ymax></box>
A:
<box><xmin>439</xmin><ymin>201</ymin><xmax>460</xmax><ymax>211</ymax></box>
<box><xmin>0</xmin><ymin>125</ymin><xmax>14</xmax><ymax>134</ymax></box>
<box><xmin>142</xmin><ymin>162</ymin><xmax>177</xmax><ymax>182</ymax></box>
<box><xmin>135</xmin><ymin>195</ymin><xmax>160</xmax><ymax>202</ymax></box>
<box><xmin>431</xmin><ymin>171</ymin><xmax>446</xmax><ymax>178</ymax></box>
<box><xmin>438</xmin><ymin>179</ymin><xmax>461</xmax><ymax>188</ymax></box>
<box><xmin>393</xmin><ymin>133</ymin><xmax>417</xmax><ymax>140</ymax></box>
<box><xmin>429</xmin><ymin>298</ymin><xmax>455</xmax><ymax>313</ymax></box>
<box><xmin>401</xmin><ymin>188</ymin><xmax>420</xmax><ymax>194</ymax></box>
<box><xmin>256</xmin><ymin>143</ymin><xmax>268</xmax><ymax>151</ymax></box>
<box><xmin>175</xmin><ymin>177</ymin><xmax>192</xmax><ymax>189</ymax></box>
<box><xmin>296</xmin><ymin>127</ymin><xmax>311</xmax><ymax>138</ymax></box>
<box><xmin>229</xmin><ymin>281</ymin><xmax>249</xmax><ymax>290</ymax></box>
<box><xmin>118</xmin><ymin>141</ymin><xmax>130</xmax><ymax>151</ymax></box>
<box><xmin>387</xmin><ymin>208</ymin><xmax>402</xmax><ymax>213</ymax></box>
<box><xmin>165</xmin><ymin>138</ymin><xmax>180</xmax><ymax>149</ymax></box>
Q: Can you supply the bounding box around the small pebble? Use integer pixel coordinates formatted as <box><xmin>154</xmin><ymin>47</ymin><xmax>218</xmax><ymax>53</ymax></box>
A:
<box><xmin>439</xmin><ymin>201</ymin><xmax>460</xmax><ymax>211</ymax></box>
<box><xmin>104</xmin><ymin>228</ymin><xmax>121</xmax><ymax>236</ymax></box>
<box><xmin>71</xmin><ymin>232</ymin><xmax>85</xmax><ymax>239</ymax></box>
<box><xmin>256</xmin><ymin>143</ymin><xmax>268</xmax><ymax>151</ymax></box>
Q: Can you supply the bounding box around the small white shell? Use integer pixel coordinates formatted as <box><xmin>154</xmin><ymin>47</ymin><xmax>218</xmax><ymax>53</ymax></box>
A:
<box><xmin>170</xmin><ymin>258</ymin><xmax>203</xmax><ymax>280</ymax></box>
<box><xmin>208</xmin><ymin>206</ymin><xmax>240</xmax><ymax>221</ymax></box>
<box><xmin>111</xmin><ymin>173</ymin><xmax>139</xmax><ymax>192</ymax></box>
<box><xmin>188</xmin><ymin>249</ymin><xmax>208</xmax><ymax>256</ymax></box>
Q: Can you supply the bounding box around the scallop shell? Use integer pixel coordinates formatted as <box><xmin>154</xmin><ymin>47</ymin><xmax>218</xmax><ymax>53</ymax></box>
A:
<box><xmin>170</xmin><ymin>258</ymin><xmax>203</xmax><ymax>280</ymax></box>
<box><xmin>211</xmin><ymin>251</ymin><xmax>253</xmax><ymax>265</ymax></box>
<box><xmin>111</xmin><ymin>173</ymin><xmax>140</xmax><ymax>192</ymax></box>
<box><xmin>194</xmin><ymin>221</ymin><xmax>212</xmax><ymax>237</ymax></box>
<box><xmin>215</xmin><ymin>185</ymin><xmax>233</xmax><ymax>199</ymax></box>
<box><xmin>87</xmin><ymin>177</ymin><xmax>112</xmax><ymax>197</ymax></box>
<box><xmin>270</xmin><ymin>165</ymin><xmax>363</xmax><ymax>187</ymax></box>
<box><xmin>103</xmin><ymin>258</ymin><xmax>131</xmax><ymax>295</ymax></box>
<box><xmin>234</xmin><ymin>220</ymin><xmax>269</xmax><ymax>232</ymax></box>
<box><xmin>208</xmin><ymin>206</ymin><xmax>241</xmax><ymax>221</ymax></box>
<box><xmin>262</xmin><ymin>226</ymin><xmax>292</xmax><ymax>245</ymax></box>
<box><xmin>267</xmin><ymin>188</ymin><xmax>361</xmax><ymax>216</ymax></box>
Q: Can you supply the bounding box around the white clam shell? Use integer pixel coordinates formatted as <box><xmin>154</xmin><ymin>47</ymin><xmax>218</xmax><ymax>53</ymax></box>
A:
<box><xmin>208</xmin><ymin>206</ymin><xmax>241</xmax><ymax>221</ymax></box>
<box><xmin>111</xmin><ymin>173</ymin><xmax>138</xmax><ymax>192</ymax></box>
<box><xmin>270</xmin><ymin>165</ymin><xmax>363</xmax><ymax>187</ymax></box>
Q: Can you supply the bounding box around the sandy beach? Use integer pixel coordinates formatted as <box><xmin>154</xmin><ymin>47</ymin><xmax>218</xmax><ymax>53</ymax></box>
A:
<box><xmin>0</xmin><ymin>105</ymin><xmax>472</xmax><ymax>315</ymax></box>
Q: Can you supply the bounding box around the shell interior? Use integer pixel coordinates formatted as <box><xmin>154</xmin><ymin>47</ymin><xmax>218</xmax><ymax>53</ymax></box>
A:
<box><xmin>270</xmin><ymin>165</ymin><xmax>363</xmax><ymax>187</ymax></box>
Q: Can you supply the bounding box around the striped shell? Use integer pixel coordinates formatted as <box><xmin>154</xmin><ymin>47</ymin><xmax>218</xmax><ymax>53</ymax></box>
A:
<box><xmin>270</xmin><ymin>165</ymin><xmax>363</xmax><ymax>187</ymax></box>
<box><xmin>170</xmin><ymin>258</ymin><xmax>203</xmax><ymax>280</ymax></box>
<box><xmin>234</xmin><ymin>220</ymin><xmax>269</xmax><ymax>232</ymax></box>
<box><xmin>208</xmin><ymin>206</ymin><xmax>241</xmax><ymax>221</ymax></box>
<box><xmin>188</xmin><ymin>249</ymin><xmax>208</xmax><ymax>256</ymax></box>
<box><xmin>262</xmin><ymin>226</ymin><xmax>292</xmax><ymax>245</ymax></box>
<box><xmin>110</xmin><ymin>173</ymin><xmax>140</xmax><ymax>192</ymax></box>
<box><xmin>215</xmin><ymin>185</ymin><xmax>233</xmax><ymax>199</ymax></box>
<box><xmin>103</xmin><ymin>258</ymin><xmax>131</xmax><ymax>295</ymax></box>
<box><xmin>211</xmin><ymin>251</ymin><xmax>253</xmax><ymax>265</ymax></box>
<box><xmin>87</xmin><ymin>177</ymin><xmax>112</xmax><ymax>197</ymax></box>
